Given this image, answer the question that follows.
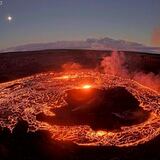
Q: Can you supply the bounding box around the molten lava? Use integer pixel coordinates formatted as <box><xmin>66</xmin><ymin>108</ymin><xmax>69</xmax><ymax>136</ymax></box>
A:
<box><xmin>54</xmin><ymin>74</ymin><xmax>78</xmax><ymax>80</ymax></box>
<box><xmin>96</xmin><ymin>130</ymin><xmax>106</xmax><ymax>136</ymax></box>
<box><xmin>62</xmin><ymin>75</ymin><xmax>70</xmax><ymax>79</ymax></box>
<box><xmin>82</xmin><ymin>84</ymin><xmax>92</xmax><ymax>89</ymax></box>
<box><xmin>0</xmin><ymin>70</ymin><xmax>159</xmax><ymax>147</ymax></box>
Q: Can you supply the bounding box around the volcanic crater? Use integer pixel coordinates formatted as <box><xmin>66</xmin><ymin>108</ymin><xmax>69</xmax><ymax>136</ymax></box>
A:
<box><xmin>37</xmin><ymin>87</ymin><xmax>150</xmax><ymax>130</ymax></box>
<box><xmin>0</xmin><ymin>71</ymin><xmax>159</xmax><ymax>147</ymax></box>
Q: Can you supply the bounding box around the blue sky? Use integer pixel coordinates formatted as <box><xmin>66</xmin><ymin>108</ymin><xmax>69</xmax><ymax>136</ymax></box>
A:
<box><xmin>0</xmin><ymin>0</ymin><xmax>160</xmax><ymax>49</ymax></box>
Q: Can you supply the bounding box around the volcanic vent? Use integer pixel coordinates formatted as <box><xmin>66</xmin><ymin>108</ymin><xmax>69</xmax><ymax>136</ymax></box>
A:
<box><xmin>37</xmin><ymin>87</ymin><xmax>149</xmax><ymax>130</ymax></box>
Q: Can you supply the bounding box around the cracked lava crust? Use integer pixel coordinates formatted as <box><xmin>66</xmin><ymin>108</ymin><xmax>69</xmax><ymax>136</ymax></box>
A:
<box><xmin>0</xmin><ymin>70</ymin><xmax>159</xmax><ymax>147</ymax></box>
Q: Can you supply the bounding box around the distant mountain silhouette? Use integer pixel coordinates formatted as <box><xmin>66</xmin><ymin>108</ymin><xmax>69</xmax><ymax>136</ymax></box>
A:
<box><xmin>1</xmin><ymin>37</ymin><xmax>160</xmax><ymax>53</ymax></box>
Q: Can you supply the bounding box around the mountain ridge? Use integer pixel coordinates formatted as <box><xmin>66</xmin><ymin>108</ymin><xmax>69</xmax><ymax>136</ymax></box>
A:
<box><xmin>1</xmin><ymin>37</ymin><xmax>160</xmax><ymax>53</ymax></box>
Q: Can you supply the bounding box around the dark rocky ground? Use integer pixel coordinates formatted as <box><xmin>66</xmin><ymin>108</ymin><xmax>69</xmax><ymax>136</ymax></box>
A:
<box><xmin>0</xmin><ymin>49</ymin><xmax>160</xmax><ymax>82</ymax></box>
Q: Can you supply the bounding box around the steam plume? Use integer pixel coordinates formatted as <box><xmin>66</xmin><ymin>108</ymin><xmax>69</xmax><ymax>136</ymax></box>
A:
<box><xmin>101</xmin><ymin>51</ymin><xmax>160</xmax><ymax>92</ymax></box>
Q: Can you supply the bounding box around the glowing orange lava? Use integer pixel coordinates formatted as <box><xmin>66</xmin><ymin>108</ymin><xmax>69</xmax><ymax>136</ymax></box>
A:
<box><xmin>0</xmin><ymin>70</ymin><xmax>159</xmax><ymax>147</ymax></box>
<box><xmin>54</xmin><ymin>74</ymin><xmax>78</xmax><ymax>80</ymax></box>
<box><xmin>62</xmin><ymin>75</ymin><xmax>70</xmax><ymax>79</ymax></box>
<box><xmin>96</xmin><ymin>130</ymin><xmax>106</xmax><ymax>136</ymax></box>
<box><xmin>82</xmin><ymin>84</ymin><xmax>92</xmax><ymax>89</ymax></box>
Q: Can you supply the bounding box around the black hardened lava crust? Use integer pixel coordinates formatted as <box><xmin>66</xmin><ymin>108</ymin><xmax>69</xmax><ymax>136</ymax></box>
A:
<box><xmin>37</xmin><ymin>87</ymin><xmax>149</xmax><ymax>130</ymax></box>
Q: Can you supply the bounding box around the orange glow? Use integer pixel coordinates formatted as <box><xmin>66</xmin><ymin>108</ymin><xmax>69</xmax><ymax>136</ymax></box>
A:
<box><xmin>107</xmin><ymin>132</ymin><xmax>114</xmax><ymax>136</ymax></box>
<box><xmin>152</xmin><ymin>26</ymin><xmax>160</xmax><ymax>46</ymax></box>
<box><xmin>0</xmin><ymin>70</ymin><xmax>159</xmax><ymax>147</ymax></box>
<box><xmin>54</xmin><ymin>75</ymin><xmax>70</xmax><ymax>80</ymax></box>
<box><xmin>62</xmin><ymin>75</ymin><xmax>70</xmax><ymax>79</ymax></box>
<box><xmin>54</xmin><ymin>74</ymin><xmax>78</xmax><ymax>80</ymax></box>
<box><xmin>82</xmin><ymin>84</ymin><xmax>92</xmax><ymax>89</ymax></box>
<box><xmin>96</xmin><ymin>130</ymin><xmax>106</xmax><ymax>136</ymax></box>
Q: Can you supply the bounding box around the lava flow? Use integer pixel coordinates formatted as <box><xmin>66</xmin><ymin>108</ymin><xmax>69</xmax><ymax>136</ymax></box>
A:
<box><xmin>82</xmin><ymin>84</ymin><xmax>92</xmax><ymax>89</ymax></box>
<box><xmin>0</xmin><ymin>70</ymin><xmax>159</xmax><ymax>147</ymax></box>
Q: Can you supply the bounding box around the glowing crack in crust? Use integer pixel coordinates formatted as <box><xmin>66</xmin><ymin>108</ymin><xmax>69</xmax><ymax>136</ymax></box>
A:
<box><xmin>0</xmin><ymin>71</ymin><xmax>159</xmax><ymax>147</ymax></box>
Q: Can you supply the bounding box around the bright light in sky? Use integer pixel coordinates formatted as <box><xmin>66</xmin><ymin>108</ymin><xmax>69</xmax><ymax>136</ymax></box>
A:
<box><xmin>7</xmin><ymin>16</ymin><xmax>12</xmax><ymax>22</ymax></box>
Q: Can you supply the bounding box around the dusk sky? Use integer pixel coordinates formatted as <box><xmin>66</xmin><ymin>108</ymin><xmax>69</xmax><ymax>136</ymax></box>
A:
<box><xmin>0</xmin><ymin>0</ymin><xmax>160</xmax><ymax>49</ymax></box>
